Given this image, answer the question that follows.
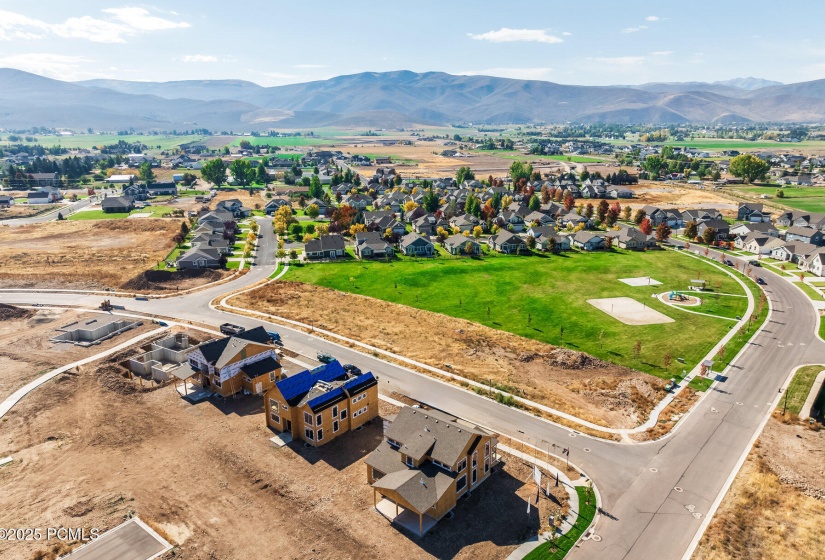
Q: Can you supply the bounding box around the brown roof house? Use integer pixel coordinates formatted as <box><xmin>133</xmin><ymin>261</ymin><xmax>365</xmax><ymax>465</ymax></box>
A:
<box><xmin>366</xmin><ymin>406</ymin><xmax>498</xmax><ymax>536</ymax></box>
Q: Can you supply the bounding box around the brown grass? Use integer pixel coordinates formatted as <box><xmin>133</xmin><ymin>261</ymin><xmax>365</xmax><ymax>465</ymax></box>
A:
<box><xmin>229</xmin><ymin>281</ymin><xmax>666</xmax><ymax>429</ymax></box>
<box><xmin>0</xmin><ymin>219</ymin><xmax>180</xmax><ymax>290</ymax></box>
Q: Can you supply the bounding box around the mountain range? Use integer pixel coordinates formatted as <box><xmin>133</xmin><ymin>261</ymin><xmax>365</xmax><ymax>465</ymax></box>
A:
<box><xmin>0</xmin><ymin>68</ymin><xmax>823</xmax><ymax>131</ymax></box>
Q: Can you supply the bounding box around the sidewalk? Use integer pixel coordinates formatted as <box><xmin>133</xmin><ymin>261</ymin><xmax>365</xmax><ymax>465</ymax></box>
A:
<box><xmin>800</xmin><ymin>369</ymin><xmax>825</xmax><ymax>419</ymax></box>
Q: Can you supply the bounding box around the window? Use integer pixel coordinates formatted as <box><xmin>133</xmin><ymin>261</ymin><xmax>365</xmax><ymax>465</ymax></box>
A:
<box><xmin>269</xmin><ymin>398</ymin><xmax>278</xmax><ymax>411</ymax></box>
<box><xmin>472</xmin><ymin>468</ymin><xmax>477</xmax><ymax>485</ymax></box>
<box><xmin>457</xmin><ymin>459</ymin><xmax>467</xmax><ymax>472</ymax></box>
<box><xmin>484</xmin><ymin>458</ymin><xmax>489</xmax><ymax>474</ymax></box>
<box><xmin>472</xmin><ymin>451</ymin><xmax>478</xmax><ymax>469</ymax></box>
<box><xmin>304</xmin><ymin>428</ymin><xmax>314</xmax><ymax>441</ymax></box>
<box><xmin>317</xmin><ymin>429</ymin><xmax>324</xmax><ymax>442</ymax></box>
<box><xmin>340</xmin><ymin>409</ymin><xmax>348</xmax><ymax>420</ymax></box>
<box><xmin>456</xmin><ymin>474</ymin><xmax>467</xmax><ymax>492</ymax></box>
<box><xmin>485</xmin><ymin>441</ymin><xmax>490</xmax><ymax>457</ymax></box>
<box><xmin>316</xmin><ymin>413</ymin><xmax>322</xmax><ymax>426</ymax></box>
<box><xmin>332</xmin><ymin>405</ymin><xmax>338</xmax><ymax>418</ymax></box>
<box><xmin>269</xmin><ymin>371</ymin><xmax>277</xmax><ymax>383</ymax></box>
<box><xmin>304</xmin><ymin>412</ymin><xmax>313</xmax><ymax>426</ymax></box>
<box><xmin>333</xmin><ymin>420</ymin><xmax>339</xmax><ymax>433</ymax></box>
<box><xmin>282</xmin><ymin>404</ymin><xmax>288</xmax><ymax>411</ymax></box>
<box><xmin>405</xmin><ymin>456</ymin><xmax>414</xmax><ymax>468</ymax></box>
<box><xmin>387</xmin><ymin>438</ymin><xmax>400</xmax><ymax>450</ymax></box>
<box><xmin>213</xmin><ymin>377</ymin><xmax>222</xmax><ymax>388</ymax></box>
<box><xmin>270</xmin><ymin>412</ymin><xmax>280</xmax><ymax>424</ymax></box>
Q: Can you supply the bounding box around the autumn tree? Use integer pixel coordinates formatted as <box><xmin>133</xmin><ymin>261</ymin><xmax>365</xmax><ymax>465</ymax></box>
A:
<box><xmin>640</xmin><ymin>218</ymin><xmax>653</xmax><ymax>235</ymax></box>
<box><xmin>596</xmin><ymin>199</ymin><xmax>609</xmax><ymax>222</ymax></box>
<box><xmin>634</xmin><ymin>209</ymin><xmax>646</xmax><ymax>225</ymax></box>
<box><xmin>655</xmin><ymin>222</ymin><xmax>672</xmax><ymax>242</ymax></box>
<box><xmin>306</xmin><ymin>204</ymin><xmax>320</xmax><ymax>219</ymax></box>
<box><xmin>684</xmin><ymin>220</ymin><xmax>698</xmax><ymax>240</ymax></box>
<box><xmin>702</xmin><ymin>226</ymin><xmax>717</xmax><ymax>245</ymax></box>
<box><xmin>622</xmin><ymin>205</ymin><xmax>632</xmax><ymax>221</ymax></box>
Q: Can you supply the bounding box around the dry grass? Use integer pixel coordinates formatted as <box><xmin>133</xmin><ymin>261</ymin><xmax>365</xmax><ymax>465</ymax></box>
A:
<box><xmin>230</xmin><ymin>281</ymin><xmax>665</xmax><ymax>429</ymax></box>
<box><xmin>0</xmin><ymin>219</ymin><xmax>181</xmax><ymax>290</ymax></box>
<box><xmin>695</xmin><ymin>418</ymin><xmax>825</xmax><ymax>560</ymax></box>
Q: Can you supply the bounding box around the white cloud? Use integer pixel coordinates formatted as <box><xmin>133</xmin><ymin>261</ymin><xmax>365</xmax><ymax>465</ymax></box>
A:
<box><xmin>467</xmin><ymin>28</ymin><xmax>563</xmax><ymax>44</ymax></box>
<box><xmin>562</xmin><ymin>32</ymin><xmax>572</xmax><ymax>36</ymax></box>
<box><xmin>0</xmin><ymin>8</ymin><xmax>189</xmax><ymax>44</ymax></box>
<box><xmin>0</xmin><ymin>52</ymin><xmax>101</xmax><ymax>80</ymax></box>
<box><xmin>651</xmin><ymin>51</ymin><xmax>673</xmax><ymax>56</ymax></box>
<box><xmin>293</xmin><ymin>64</ymin><xmax>327</xmax><ymax>69</ymax></box>
<box><xmin>458</xmin><ymin>67</ymin><xmax>554</xmax><ymax>80</ymax></box>
<box><xmin>588</xmin><ymin>56</ymin><xmax>646</xmax><ymax>66</ymax></box>
<box><xmin>102</xmin><ymin>7</ymin><xmax>190</xmax><ymax>32</ymax></box>
<box><xmin>646</xmin><ymin>16</ymin><xmax>660</xmax><ymax>21</ymax></box>
<box><xmin>621</xmin><ymin>25</ymin><xmax>648</xmax><ymax>34</ymax></box>
<box><xmin>181</xmin><ymin>54</ymin><xmax>218</xmax><ymax>63</ymax></box>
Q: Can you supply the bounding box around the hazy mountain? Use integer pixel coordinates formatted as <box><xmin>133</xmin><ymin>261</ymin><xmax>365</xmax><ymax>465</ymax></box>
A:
<box><xmin>0</xmin><ymin>68</ymin><xmax>823</xmax><ymax>131</ymax></box>
<box><xmin>714</xmin><ymin>77</ymin><xmax>783</xmax><ymax>90</ymax></box>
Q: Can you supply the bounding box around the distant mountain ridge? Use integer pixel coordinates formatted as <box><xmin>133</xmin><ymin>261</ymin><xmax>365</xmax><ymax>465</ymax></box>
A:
<box><xmin>0</xmin><ymin>68</ymin><xmax>822</xmax><ymax>130</ymax></box>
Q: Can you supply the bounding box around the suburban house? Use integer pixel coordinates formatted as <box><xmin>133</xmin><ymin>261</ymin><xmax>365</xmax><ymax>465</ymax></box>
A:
<box><xmin>343</xmin><ymin>193</ymin><xmax>371</xmax><ymax>210</ymax></box>
<box><xmin>785</xmin><ymin>226</ymin><xmax>824</xmax><ymax>246</ymax></box>
<box><xmin>487</xmin><ymin>231</ymin><xmax>527</xmax><ymax>254</ymax></box>
<box><xmin>558</xmin><ymin>212</ymin><xmax>591</xmax><ymax>228</ymax></box>
<box><xmin>399</xmin><ymin>233</ymin><xmax>435</xmax><ymax>256</ymax></box>
<box><xmin>450</xmin><ymin>214</ymin><xmax>481</xmax><ymax>233</ymax></box>
<box><xmin>27</xmin><ymin>190</ymin><xmax>60</xmax><ymax>204</ymax></box>
<box><xmin>0</xmin><ymin>195</ymin><xmax>15</xmax><ymax>207</ymax></box>
<box><xmin>264</xmin><ymin>198</ymin><xmax>291</xmax><ymax>214</ymax></box>
<box><xmin>614</xmin><ymin>227</ymin><xmax>656</xmax><ymax>250</ymax></box>
<box><xmin>176</xmin><ymin>247</ymin><xmax>223</xmax><ymax>269</ymax></box>
<box><xmin>737</xmin><ymin>234</ymin><xmax>772</xmax><ymax>255</ymax></box>
<box><xmin>190</xmin><ymin>234</ymin><xmax>233</xmax><ymax>254</ymax></box>
<box><xmin>305</xmin><ymin>234</ymin><xmax>347</xmax><ymax>260</ymax></box>
<box><xmin>443</xmin><ymin>234</ymin><xmax>481</xmax><ymax>255</ymax></box>
<box><xmin>771</xmin><ymin>241</ymin><xmax>817</xmax><ymax>263</ymax></box>
<box><xmin>682</xmin><ymin>208</ymin><xmax>724</xmax><ymax>223</ymax></box>
<box><xmin>354</xmin><ymin>231</ymin><xmax>395</xmax><ymax>259</ymax></box>
<box><xmin>29</xmin><ymin>172</ymin><xmax>60</xmax><ymax>187</ymax></box>
<box><xmin>263</xmin><ymin>360</ymin><xmax>379</xmax><ymax>446</ymax></box>
<box><xmin>737</xmin><ymin>202</ymin><xmax>770</xmax><ymax>223</ymax></box>
<box><xmin>101</xmin><ymin>196</ymin><xmax>134</xmax><ymax>213</ymax></box>
<box><xmin>186</xmin><ymin>326</ymin><xmax>282</xmax><ymax>397</ymax></box>
<box><xmin>696</xmin><ymin>219</ymin><xmax>730</xmax><ymax>240</ymax></box>
<box><xmin>366</xmin><ymin>406</ymin><xmax>498</xmax><ymax>536</ymax></box>
<box><xmin>527</xmin><ymin>227</ymin><xmax>571</xmax><ymax>251</ymax></box>
<box><xmin>804</xmin><ymin>251</ymin><xmax>825</xmax><ymax>277</ymax></box>
<box><xmin>305</xmin><ymin>198</ymin><xmax>328</xmax><ymax>215</ymax></box>
<box><xmin>413</xmin><ymin>214</ymin><xmax>448</xmax><ymax>236</ymax></box>
<box><xmin>147</xmin><ymin>181</ymin><xmax>178</xmax><ymax>196</ymax></box>
<box><xmin>216</xmin><ymin>199</ymin><xmax>251</xmax><ymax>218</ymax></box>
<box><xmin>572</xmin><ymin>231</ymin><xmax>606</xmax><ymax>251</ymax></box>
<box><xmin>729</xmin><ymin>222</ymin><xmax>779</xmax><ymax>239</ymax></box>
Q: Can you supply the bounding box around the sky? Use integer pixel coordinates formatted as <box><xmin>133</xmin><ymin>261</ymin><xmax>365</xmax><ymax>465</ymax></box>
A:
<box><xmin>1</xmin><ymin>1</ymin><xmax>824</xmax><ymax>87</ymax></box>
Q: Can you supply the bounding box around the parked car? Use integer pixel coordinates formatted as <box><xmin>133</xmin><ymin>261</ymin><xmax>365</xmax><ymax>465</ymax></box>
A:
<box><xmin>317</xmin><ymin>352</ymin><xmax>334</xmax><ymax>364</ymax></box>
<box><xmin>757</xmin><ymin>277</ymin><xmax>766</xmax><ymax>285</ymax></box>
<box><xmin>266</xmin><ymin>331</ymin><xmax>282</xmax><ymax>344</ymax></box>
<box><xmin>220</xmin><ymin>323</ymin><xmax>245</xmax><ymax>336</ymax></box>
<box><xmin>748</xmin><ymin>260</ymin><xmax>761</xmax><ymax>267</ymax></box>
<box><xmin>724</xmin><ymin>259</ymin><xmax>734</xmax><ymax>266</ymax></box>
<box><xmin>342</xmin><ymin>364</ymin><xmax>362</xmax><ymax>375</ymax></box>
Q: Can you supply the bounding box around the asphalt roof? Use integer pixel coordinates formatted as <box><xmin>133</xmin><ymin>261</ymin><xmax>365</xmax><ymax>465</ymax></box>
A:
<box><xmin>371</xmin><ymin>462</ymin><xmax>456</xmax><ymax>515</ymax></box>
<box><xmin>240</xmin><ymin>356</ymin><xmax>281</xmax><ymax>379</ymax></box>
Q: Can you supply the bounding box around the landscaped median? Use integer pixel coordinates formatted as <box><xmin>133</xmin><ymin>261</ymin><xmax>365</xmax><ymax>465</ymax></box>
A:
<box><xmin>780</xmin><ymin>365</ymin><xmax>825</xmax><ymax>417</ymax></box>
<box><xmin>523</xmin><ymin>486</ymin><xmax>597</xmax><ymax>560</ymax></box>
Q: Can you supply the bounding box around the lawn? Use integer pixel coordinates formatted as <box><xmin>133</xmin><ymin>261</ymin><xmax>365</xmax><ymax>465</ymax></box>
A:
<box><xmin>524</xmin><ymin>486</ymin><xmax>597</xmax><ymax>560</ymax></box>
<box><xmin>732</xmin><ymin>186</ymin><xmax>825</xmax><ymax>213</ymax></box>
<box><xmin>796</xmin><ymin>282</ymin><xmax>825</xmax><ymax>301</ymax></box>
<box><xmin>783</xmin><ymin>365</ymin><xmax>825</xmax><ymax>415</ymax></box>
<box><xmin>230</xmin><ymin>136</ymin><xmax>328</xmax><ymax>148</ymax></box>
<box><xmin>285</xmin><ymin>249</ymin><xmax>748</xmax><ymax>378</ymax></box>
<box><xmin>68</xmin><ymin>206</ymin><xmax>181</xmax><ymax>220</ymax></box>
<box><xmin>0</xmin><ymin>134</ymin><xmax>207</xmax><ymax>150</ymax></box>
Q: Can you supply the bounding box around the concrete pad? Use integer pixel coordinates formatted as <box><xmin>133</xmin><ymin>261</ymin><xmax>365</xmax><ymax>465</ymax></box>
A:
<box><xmin>620</xmin><ymin>276</ymin><xmax>663</xmax><ymax>287</ymax></box>
<box><xmin>270</xmin><ymin>432</ymin><xmax>293</xmax><ymax>447</ymax></box>
<box><xmin>588</xmin><ymin>297</ymin><xmax>674</xmax><ymax>326</ymax></box>
<box><xmin>0</xmin><ymin>456</ymin><xmax>11</xmax><ymax>467</ymax></box>
<box><xmin>127</xmin><ymin>213</ymin><xmax>153</xmax><ymax>219</ymax></box>
<box><xmin>60</xmin><ymin>517</ymin><xmax>172</xmax><ymax>560</ymax></box>
<box><xmin>375</xmin><ymin>498</ymin><xmax>438</xmax><ymax>536</ymax></box>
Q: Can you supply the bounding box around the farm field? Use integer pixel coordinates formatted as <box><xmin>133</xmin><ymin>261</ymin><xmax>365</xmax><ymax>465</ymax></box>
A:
<box><xmin>0</xmin><ymin>134</ymin><xmax>208</xmax><ymax>150</ymax></box>
<box><xmin>731</xmin><ymin>185</ymin><xmax>825</xmax><ymax>213</ymax></box>
<box><xmin>283</xmin><ymin>249</ymin><xmax>746</xmax><ymax>379</ymax></box>
<box><xmin>605</xmin><ymin>137</ymin><xmax>825</xmax><ymax>152</ymax></box>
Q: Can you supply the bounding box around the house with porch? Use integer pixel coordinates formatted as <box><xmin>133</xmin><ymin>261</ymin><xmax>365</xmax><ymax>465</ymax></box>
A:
<box><xmin>366</xmin><ymin>406</ymin><xmax>498</xmax><ymax>536</ymax></box>
<box><xmin>785</xmin><ymin>226</ymin><xmax>824</xmax><ymax>246</ymax></box>
<box><xmin>305</xmin><ymin>234</ymin><xmax>347</xmax><ymax>259</ymax></box>
<box><xmin>572</xmin><ymin>231</ymin><xmax>606</xmax><ymax>251</ymax></box>
<box><xmin>487</xmin><ymin>231</ymin><xmax>527</xmax><ymax>254</ymax></box>
<box><xmin>264</xmin><ymin>360</ymin><xmax>379</xmax><ymax>446</ymax></box>
<box><xmin>399</xmin><ymin>233</ymin><xmax>435</xmax><ymax>256</ymax></box>
<box><xmin>527</xmin><ymin>227</ymin><xmax>571</xmax><ymax>251</ymax></box>
<box><xmin>354</xmin><ymin>231</ymin><xmax>394</xmax><ymax>259</ymax></box>
<box><xmin>443</xmin><ymin>234</ymin><xmax>481</xmax><ymax>255</ymax></box>
<box><xmin>737</xmin><ymin>202</ymin><xmax>770</xmax><ymax>223</ymax></box>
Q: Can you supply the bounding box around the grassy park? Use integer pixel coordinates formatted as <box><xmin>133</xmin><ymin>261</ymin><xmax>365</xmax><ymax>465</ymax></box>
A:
<box><xmin>732</xmin><ymin>186</ymin><xmax>825</xmax><ymax>213</ymax></box>
<box><xmin>285</xmin><ymin>249</ymin><xmax>751</xmax><ymax>378</ymax></box>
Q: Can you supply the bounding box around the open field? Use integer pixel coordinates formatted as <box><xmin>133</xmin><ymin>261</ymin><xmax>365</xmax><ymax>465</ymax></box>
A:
<box><xmin>694</xmin><ymin>418</ymin><xmax>825</xmax><ymax>560</ymax></box>
<box><xmin>230</xmin><ymin>136</ymin><xmax>330</xmax><ymax>148</ymax></box>
<box><xmin>283</xmin><ymin>250</ymin><xmax>745</xmax><ymax>379</ymax></box>
<box><xmin>605</xmin><ymin>137</ymin><xmax>825</xmax><ymax>153</ymax></box>
<box><xmin>0</xmin><ymin>134</ymin><xmax>208</xmax><ymax>151</ymax></box>
<box><xmin>0</xmin><ymin>330</ymin><xmax>555</xmax><ymax>560</ymax></box>
<box><xmin>731</xmin><ymin>185</ymin><xmax>825</xmax><ymax>213</ymax></box>
<box><xmin>232</xmin><ymin>280</ymin><xmax>668</xmax><ymax>429</ymax></box>
<box><xmin>0</xmin><ymin>204</ymin><xmax>61</xmax><ymax>219</ymax></box>
<box><xmin>0</xmin><ymin>219</ymin><xmax>209</xmax><ymax>290</ymax></box>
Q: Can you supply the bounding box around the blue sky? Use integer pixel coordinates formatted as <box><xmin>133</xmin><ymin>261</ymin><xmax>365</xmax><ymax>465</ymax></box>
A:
<box><xmin>1</xmin><ymin>1</ymin><xmax>823</xmax><ymax>86</ymax></box>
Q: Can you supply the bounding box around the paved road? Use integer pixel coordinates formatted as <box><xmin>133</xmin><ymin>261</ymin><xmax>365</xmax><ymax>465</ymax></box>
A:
<box><xmin>0</xmin><ymin>198</ymin><xmax>92</xmax><ymax>226</ymax></box>
<box><xmin>0</xmin><ymin>243</ymin><xmax>820</xmax><ymax>560</ymax></box>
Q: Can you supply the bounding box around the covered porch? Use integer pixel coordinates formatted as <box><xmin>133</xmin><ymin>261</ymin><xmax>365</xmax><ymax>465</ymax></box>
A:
<box><xmin>373</xmin><ymin>494</ymin><xmax>438</xmax><ymax>537</ymax></box>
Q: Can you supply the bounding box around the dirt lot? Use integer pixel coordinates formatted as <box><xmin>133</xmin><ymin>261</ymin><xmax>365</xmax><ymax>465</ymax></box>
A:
<box><xmin>0</xmin><ymin>306</ymin><xmax>159</xmax><ymax>402</ymax></box>
<box><xmin>0</xmin><ymin>203</ymin><xmax>60</xmax><ymax>219</ymax></box>
<box><xmin>0</xmin><ymin>338</ymin><xmax>565</xmax><ymax>560</ymax></box>
<box><xmin>230</xmin><ymin>282</ymin><xmax>665</xmax><ymax>429</ymax></box>
<box><xmin>695</xmin><ymin>418</ymin><xmax>825</xmax><ymax>560</ymax></box>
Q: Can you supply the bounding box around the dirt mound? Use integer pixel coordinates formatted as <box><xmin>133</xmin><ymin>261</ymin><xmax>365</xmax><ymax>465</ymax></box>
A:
<box><xmin>0</xmin><ymin>303</ymin><xmax>34</xmax><ymax>321</ymax></box>
<box><xmin>547</xmin><ymin>348</ymin><xmax>612</xmax><ymax>370</ymax></box>
<box><xmin>121</xmin><ymin>268</ymin><xmax>225</xmax><ymax>291</ymax></box>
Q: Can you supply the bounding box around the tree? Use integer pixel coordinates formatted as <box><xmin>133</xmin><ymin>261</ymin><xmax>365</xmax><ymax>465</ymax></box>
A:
<box><xmin>256</xmin><ymin>162</ymin><xmax>270</xmax><ymax>184</ymax></box>
<box><xmin>702</xmin><ymin>226</ymin><xmax>717</xmax><ymax>245</ymax></box>
<box><xmin>633</xmin><ymin>339</ymin><xmax>642</xmax><ymax>361</ymax></box>
<box><xmin>526</xmin><ymin>235</ymin><xmax>536</xmax><ymax>250</ymax></box>
<box><xmin>529</xmin><ymin>194</ymin><xmax>541</xmax><ymax>211</ymax></box>
<box><xmin>229</xmin><ymin>159</ymin><xmax>255</xmax><ymax>187</ymax></box>
<box><xmin>775</xmin><ymin>189</ymin><xmax>785</xmax><ymax>198</ymax></box>
<box><xmin>633</xmin><ymin>209</ymin><xmax>646</xmax><ymax>225</ymax></box>
<box><xmin>655</xmin><ymin>222</ymin><xmax>672</xmax><ymax>242</ymax></box>
<box><xmin>455</xmin><ymin>166</ymin><xmax>475</xmax><ymax>185</ymax></box>
<box><xmin>729</xmin><ymin>154</ymin><xmax>770</xmax><ymax>183</ymax></box>
<box><xmin>201</xmin><ymin>158</ymin><xmax>227</xmax><ymax>187</ymax></box>
<box><xmin>306</xmin><ymin>174</ymin><xmax>323</xmax><ymax>199</ymax></box>
<box><xmin>563</xmin><ymin>195</ymin><xmax>575</xmax><ymax>211</ymax></box>
<box><xmin>622</xmin><ymin>205</ymin><xmax>632</xmax><ymax>221</ymax></box>
<box><xmin>306</xmin><ymin>204</ymin><xmax>320</xmax><ymax>219</ymax></box>
<box><xmin>642</xmin><ymin>155</ymin><xmax>664</xmax><ymax>176</ymax></box>
<box><xmin>138</xmin><ymin>161</ymin><xmax>155</xmax><ymax>184</ymax></box>
<box><xmin>422</xmin><ymin>190</ymin><xmax>440</xmax><ymax>212</ymax></box>
<box><xmin>172</xmin><ymin>232</ymin><xmax>185</xmax><ymax>246</ymax></box>
<box><xmin>596</xmin><ymin>199</ymin><xmax>609</xmax><ymax>222</ymax></box>
<box><xmin>685</xmin><ymin>220</ymin><xmax>698</xmax><ymax>240</ymax></box>
<box><xmin>290</xmin><ymin>223</ymin><xmax>304</xmax><ymax>237</ymax></box>
<box><xmin>472</xmin><ymin>225</ymin><xmax>483</xmax><ymax>239</ymax></box>
<box><xmin>509</xmin><ymin>160</ymin><xmax>533</xmax><ymax>184</ymax></box>
<box><xmin>640</xmin><ymin>218</ymin><xmax>653</xmax><ymax>235</ymax></box>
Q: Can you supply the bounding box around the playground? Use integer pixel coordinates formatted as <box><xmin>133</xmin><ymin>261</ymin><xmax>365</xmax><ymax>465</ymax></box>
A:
<box><xmin>661</xmin><ymin>291</ymin><xmax>702</xmax><ymax>307</ymax></box>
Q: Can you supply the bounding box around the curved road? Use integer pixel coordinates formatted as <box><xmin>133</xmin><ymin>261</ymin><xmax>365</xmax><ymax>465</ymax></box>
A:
<box><xmin>0</xmin><ymin>242</ymin><xmax>820</xmax><ymax>560</ymax></box>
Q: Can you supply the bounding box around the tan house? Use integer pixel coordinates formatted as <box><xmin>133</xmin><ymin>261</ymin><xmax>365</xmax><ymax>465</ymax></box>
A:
<box><xmin>264</xmin><ymin>360</ymin><xmax>378</xmax><ymax>446</ymax></box>
<box><xmin>366</xmin><ymin>406</ymin><xmax>498</xmax><ymax>536</ymax></box>
<box><xmin>185</xmin><ymin>326</ymin><xmax>282</xmax><ymax>397</ymax></box>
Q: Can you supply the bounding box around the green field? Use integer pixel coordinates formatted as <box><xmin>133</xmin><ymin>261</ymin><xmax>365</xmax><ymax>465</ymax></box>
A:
<box><xmin>471</xmin><ymin>150</ymin><xmax>607</xmax><ymax>163</ymax></box>
<box><xmin>230</xmin><ymin>136</ymin><xmax>329</xmax><ymax>148</ymax></box>
<box><xmin>68</xmin><ymin>205</ymin><xmax>180</xmax><ymax>221</ymax></box>
<box><xmin>605</xmin><ymin>137</ymin><xmax>825</xmax><ymax>151</ymax></box>
<box><xmin>0</xmin><ymin>134</ymin><xmax>207</xmax><ymax>151</ymax></box>
<box><xmin>285</xmin><ymin>249</ymin><xmax>749</xmax><ymax>378</ymax></box>
<box><xmin>732</xmin><ymin>186</ymin><xmax>825</xmax><ymax>213</ymax></box>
